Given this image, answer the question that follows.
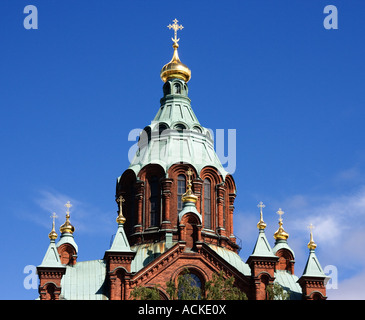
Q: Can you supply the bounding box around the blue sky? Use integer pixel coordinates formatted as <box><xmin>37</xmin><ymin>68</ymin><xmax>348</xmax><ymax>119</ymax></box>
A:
<box><xmin>1</xmin><ymin>0</ymin><xmax>364</xmax><ymax>299</ymax></box>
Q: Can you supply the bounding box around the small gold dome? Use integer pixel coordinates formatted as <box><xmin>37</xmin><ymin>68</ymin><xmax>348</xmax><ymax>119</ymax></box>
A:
<box><xmin>160</xmin><ymin>43</ymin><xmax>191</xmax><ymax>83</ymax></box>
<box><xmin>307</xmin><ymin>225</ymin><xmax>317</xmax><ymax>250</ymax></box>
<box><xmin>60</xmin><ymin>201</ymin><xmax>75</xmax><ymax>234</ymax></box>
<box><xmin>181</xmin><ymin>168</ymin><xmax>197</xmax><ymax>203</ymax></box>
<box><xmin>257</xmin><ymin>201</ymin><xmax>267</xmax><ymax>230</ymax></box>
<box><xmin>60</xmin><ymin>219</ymin><xmax>75</xmax><ymax>234</ymax></box>
<box><xmin>116</xmin><ymin>213</ymin><xmax>126</xmax><ymax>224</ymax></box>
<box><xmin>273</xmin><ymin>208</ymin><xmax>289</xmax><ymax>240</ymax></box>
<box><xmin>274</xmin><ymin>222</ymin><xmax>289</xmax><ymax>240</ymax></box>
<box><xmin>181</xmin><ymin>190</ymin><xmax>198</xmax><ymax>203</ymax></box>
<box><xmin>49</xmin><ymin>212</ymin><xmax>58</xmax><ymax>240</ymax></box>
<box><xmin>48</xmin><ymin>224</ymin><xmax>58</xmax><ymax>240</ymax></box>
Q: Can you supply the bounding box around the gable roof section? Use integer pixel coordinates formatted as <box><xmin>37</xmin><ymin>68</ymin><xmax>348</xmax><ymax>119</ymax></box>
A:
<box><xmin>38</xmin><ymin>241</ymin><xmax>63</xmax><ymax>268</ymax></box>
<box><xmin>60</xmin><ymin>260</ymin><xmax>108</xmax><ymax>300</ymax></box>
<box><xmin>249</xmin><ymin>230</ymin><xmax>277</xmax><ymax>259</ymax></box>
<box><xmin>301</xmin><ymin>250</ymin><xmax>326</xmax><ymax>278</ymax></box>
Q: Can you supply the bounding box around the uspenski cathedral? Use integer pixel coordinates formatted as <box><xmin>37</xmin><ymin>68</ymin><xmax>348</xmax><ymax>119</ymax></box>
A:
<box><xmin>37</xmin><ymin>19</ymin><xmax>328</xmax><ymax>300</ymax></box>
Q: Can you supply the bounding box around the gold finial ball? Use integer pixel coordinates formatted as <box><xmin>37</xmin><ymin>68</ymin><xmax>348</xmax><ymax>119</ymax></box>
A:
<box><xmin>60</xmin><ymin>221</ymin><xmax>75</xmax><ymax>234</ymax></box>
<box><xmin>181</xmin><ymin>192</ymin><xmax>198</xmax><ymax>203</ymax></box>
<box><xmin>274</xmin><ymin>221</ymin><xmax>289</xmax><ymax>240</ymax></box>
<box><xmin>48</xmin><ymin>229</ymin><xmax>58</xmax><ymax>240</ymax></box>
<box><xmin>257</xmin><ymin>220</ymin><xmax>267</xmax><ymax>230</ymax></box>
<box><xmin>274</xmin><ymin>227</ymin><xmax>289</xmax><ymax>240</ymax></box>
<box><xmin>307</xmin><ymin>240</ymin><xmax>317</xmax><ymax>250</ymax></box>
<box><xmin>160</xmin><ymin>50</ymin><xmax>191</xmax><ymax>83</ymax></box>
<box><xmin>116</xmin><ymin>214</ymin><xmax>126</xmax><ymax>224</ymax></box>
<box><xmin>161</xmin><ymin>19</ymin><xmax>191</xmax><ymax>83</ymax></box>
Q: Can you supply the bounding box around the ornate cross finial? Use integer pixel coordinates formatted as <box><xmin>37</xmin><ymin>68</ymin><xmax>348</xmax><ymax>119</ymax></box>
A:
<box><xmin>257</xmin><ymin>201</ymin><xmax>265</xmax><ymax>214</ymax></box>
<box><xmin>65</xmin><ymin>201</ymin><xmax>72</xmax><ymax>215</ymax></box>
<box><xmin>257</xmin><ymin>201</ymin><xmax>266</xmax><ymax>230</ymax></box>
<box><xmin>48</xmin><ymin>212</ymin><xmax>58</xmax><ymax>240</ymax></box>
<box><xmin>60</xmin><ymin>201</ymin><xmax>75</xmax><ymax>234</ymax></box>
<box><xmin>276</xmin><ymin>208</ymin><xmax>284</xmax><ymax>221</ymax></box>
<box><xmin>116</xmin><ymin>195</ymin><xmax>126</xmax><ymax>224</ymax></box>
<box><xmin>274</xmin><ymin>208</ymin><xmax>289</xmax><ymax>240</ymax></box>
<box><xmin>167</xmin><ymin>18</ymin><xmax>184</xmax><ymax>45</ymax></box>
<box><xmin>181</xmin><ymin>168</ymin><xmax>198</xmax><ymax>203</ymax></box>
<box><xmin>186</xmin><ymin>168</ymin><xmax>194</xmax><ymax>185</ymax></box>
<box><xmin>117</xmin><ymin>195</ymin><xmax>125</xmax><ymax>210</ymax></box>
<box><xmin>51</xmin><ymin>212</ymin><xmax>58</xmax><ymax>223</ymax></box>
<box><xmin>307</xmin><ymin>223</ymin><xmax>317</xmax><ymax>250</ymax></box>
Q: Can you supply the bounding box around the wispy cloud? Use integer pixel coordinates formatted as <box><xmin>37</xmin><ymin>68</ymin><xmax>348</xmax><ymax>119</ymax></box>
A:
<box><xmin>22</xmin><ymin>188</ymin><xmax>115</xmax><ymax>235</ymax></box>
<box><xmin>234</xmin><ymin>167</ymin><xmax>365</xmax><ymax>299</ymax></box>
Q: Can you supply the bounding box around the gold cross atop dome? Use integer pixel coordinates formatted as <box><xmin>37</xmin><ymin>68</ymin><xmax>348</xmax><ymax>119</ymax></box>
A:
<box><xmin>257</xmin><ymin>201</ymin><xmax>267</xmax><ymax>230</ymax></box>
<box><xmin>307</xmin><ymin>223</ymin><xmax>317</xmax><ymax>250</ymax></box>
<box><xmin>186</xmin><ymin>168</ymin><xmax>193</xmax><ymax>185</ymax></box>
<box><xmin>51</xmin><ymin>212</ymin><xmax>58</xmax><ymax>223</ymax></box>
<box><xmin>60</xmin><ymin>201</ymin><xmax>75</xmax><ymax>234</ymax></box>
<box><xmin>274</xmin><ymin>208</ymin><xmax>289</xmax><ymax>240</ymax></box>
<box><xmin>167</xmin><ymin>19</ymin><xmax>184</xmax><ymax>45</ymax></box>
<box><xmin>277</xmin><ymin>208</ymin><xmax>284</xmax><ymax>221</ymax></box>
<box><xmin>181</xmin><ymin>168</ymin><xmax>198</xmax><ymax>203</ymax></box>
<box><xmin>116</xmin><ymin>195</ymin><xmax>126</xmax><ymax>224</ymax></box>
<box><xmin>48</xmin><ymin>212</ymin><xmax>58</xmax><ymax>240</ymax></box>
<box><xmin>160</xmin><ymin>19</ymin><xmax>191</xmax><ymax>83</ymax></box>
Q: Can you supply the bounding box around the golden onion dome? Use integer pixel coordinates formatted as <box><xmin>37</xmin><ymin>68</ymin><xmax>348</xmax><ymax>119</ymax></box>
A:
<box><xmin>160</xmin><ymin>43</ymin><xmax>191</xmax><ymax>83</ymax></box>
<box><xmin>273</xmin><ymin>222</ymin><xmax>289</xmax><ymax>240</ymax></box>
<box><xmin>307</xmin><ymin>224</ymin><xmax>317</xmax><ymax>250</ymax></box>
<box><xmin>60</xmin><ymin>201</ymin><xmax>75</xmax><ymax>234</ymax></box>
<box><xmin>60</xmin><ymin>219</ymin><xmax>75</xmax><ymax>234</ymax></box>
<box><xmin>273</xmin><ymin>208</ymin><xmax>289</xmax><ymax>240</ymax></box>
<box><xmin>181</xmin><ymin>168</ymin><xmax>198</xmax><ymax>203</ymax></box>
<box><xmin>257</xmin><ymin>201</ymin><xmax>267</xmax><ymax>230</ymax></box>
<box><xmin>181</xmin><ymin>189</ymin><xmax>198</xmax><ymax>204</ymax></box>
<box><xmin>116</xmin><ymin>195</ymin><xmax>126</xmax><ymax>224</ymax></box>
<box><xmin>48</xmin><ymin>213</ymin><xmax>58</xmax><ymax>240</ymax></box>
<box><xmin>160</xmin><ymin>19</ymin><xmax>191</xmax><ymax>83</ymax></box>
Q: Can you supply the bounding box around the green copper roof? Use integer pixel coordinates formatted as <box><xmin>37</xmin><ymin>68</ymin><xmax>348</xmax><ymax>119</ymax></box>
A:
<box><xmin>38</xmin><ymin>239</ymin><xmax>63</xmax><ymax>268</ymax></box>
<box><xmin>274</xmin><ymin>270</ymin><xmax>302</xmax><ymax>300</ymax></box>
<box><xmin>130</xmin><ymin>241</ymin><xmax>169</xmax><ymax>273</ymax></box>
<box><xmin>250</xmin><ymin>229</ymin><xmax>277</xmax><ymax>258</ymax></box>
<box><xmin>60</xmin><ymin>260</ymin><xmax>107</xmax><ymax>300</ymax></box>
<box><xmin>272</xmin><ymin>239</ymin><xmax>295</xmax><ymax>258</ymax></box>
<box><xmin>57</xmin><ymin>232</ymin><xmax>78</xmax><ymax>253</ymax></box>
<box><xmin>208</xmin><ymin>244</ymin><xmax>251</xmax><ymax>276</ymax></box>
<box><xmin>178</xmin><ymin>201</ymin><xmax>202</xmax><ymax>223</ymax></box>
<box><xmin>301</xmin><ymin>249</ymin><xmax>326</xmax><ymax>278</ymax></box>
<box><xmin>106</xmin><ymin>223</ymin><xmax>133</xmax><ymax>253</ymax></box>
<box><xmin>127</xmin><ymin>78</ymin><xmax>228</xmax><ymax>178</ymax></box>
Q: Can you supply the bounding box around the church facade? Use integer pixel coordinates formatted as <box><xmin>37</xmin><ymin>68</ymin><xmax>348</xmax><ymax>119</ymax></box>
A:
<box><xmin>37</xmin><ymin>20</ymin><xmax>328</xmax><ymax>301</ymax></box>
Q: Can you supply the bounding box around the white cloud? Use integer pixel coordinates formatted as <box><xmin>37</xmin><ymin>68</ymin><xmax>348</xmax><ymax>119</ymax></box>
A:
<box><xmin>233</xmin><ymin>178</ymin><xmax>365</xmax><ymax>299</ymax></box>
<box><xmin>23</xmin><ymin>188</ymin><xmax>115</xmax><ymax>235</ymax></box>
<box><xmin>327</xmin><ymin>270</ymin><xmax>365</xmax><ymax>300</ymax></box>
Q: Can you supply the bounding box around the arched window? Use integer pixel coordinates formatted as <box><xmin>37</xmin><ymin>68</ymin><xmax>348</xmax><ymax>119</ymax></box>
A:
<box><xmin>204</xmin><ymin>179</ymin><xmax>211</xmax><ymax>229</ymax></box>
<box><xmin>149</xmin><ymin>176</ymin><xmax>160</xmax><ymax>226</ymax></box>
<box><xmin>177</xmin><ymin>174</ymin><xmax>186</xmax><ymax>212</ymax></box>
<box><xmin>177</xmin><ymin>271</ymin><xmax>203</xmax><ymax>300</ymax></box>
<box><xmin>174</xmin><ymin>83</ymin><xmax>181</xmax><ymax>94</ymax></box>
<box><xmin>222</xmin><ymin>191</ymin><xmax>226</xmax><ymax>229</ymax></box>
<box><xmin>45</xmin><ymin>283</ymin><xmax>56</xmax><ymax>300</ymax></box>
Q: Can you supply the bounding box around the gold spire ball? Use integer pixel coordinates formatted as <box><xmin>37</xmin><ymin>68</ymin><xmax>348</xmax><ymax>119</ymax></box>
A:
<box><xmin>116</xmin><ymin>195</ymin><xmax>126</xmax><ymax>224</ymax></box>
<box><xmin>257</xmin><ymin>201</ymin><xmax>267</xmax><ymax>230</ymax></box>
<box><xmin>160</xmin><ymin>19</ymin><xmax>191</xmax><ymax>83</ymax></box>
<box><xmin>307</xmin><ymin>224</ymin><xmax>317</xmax><ymax>250</ymax></box>
<box><xmin>60</xmin><ymin>201</ymin><xmax>75</xmax><ymax>234</ymax></box>
<box><xmin>181</xmin><ymin>168</ymin><xmax>198</xmax><ymax>203</ymax></box>
<box><xmin>48</xmin><ymin>212</ymin><xmax>58</xmax><ymax>240</ymax></box>
<box><xmin>273</xmin><ymin>208</ymin><xmax>289</xmax><ymax>240</ymax></box>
